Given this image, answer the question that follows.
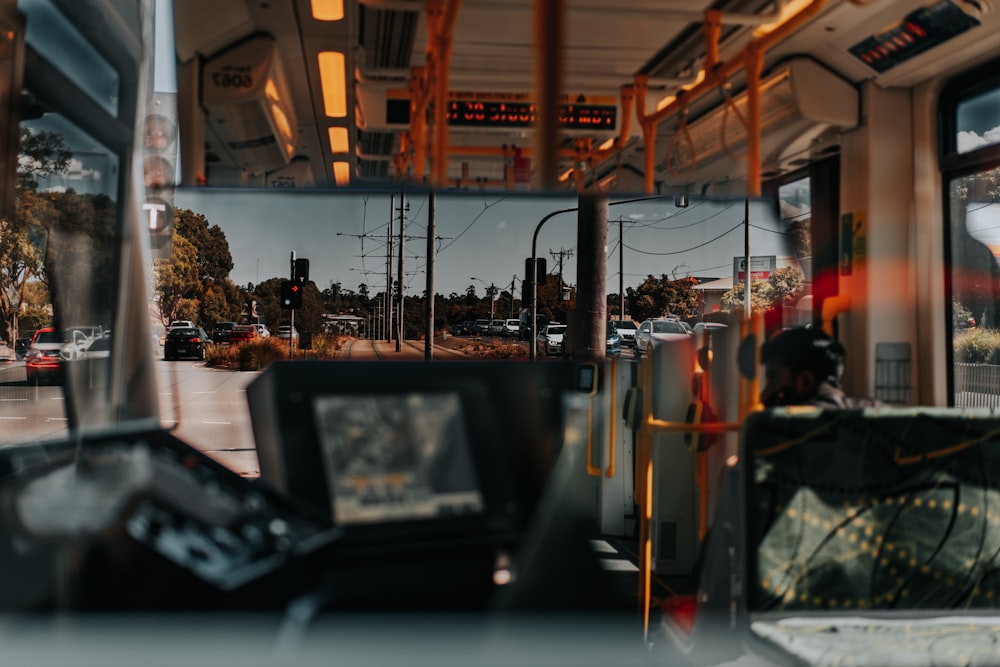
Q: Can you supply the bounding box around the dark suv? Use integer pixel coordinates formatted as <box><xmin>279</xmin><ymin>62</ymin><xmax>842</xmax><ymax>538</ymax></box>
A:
<box><xmin>212</xmin><ymin>321</ymin><xmax>237</xmax><ymax>343</ymax></box>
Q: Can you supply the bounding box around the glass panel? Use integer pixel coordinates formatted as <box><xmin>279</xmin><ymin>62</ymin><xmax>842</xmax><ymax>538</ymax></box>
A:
<box><xmin>956</xmin><ymin>86</ymin><xmax>1000</xmax><ymax>154</ymax></box>
<box><xmin>949</xmin><ymin>166</ymin><xmax>1000</xmax><ymax>407</ymax></box>
<box><xmin>18</xmin><ymin>0</ymin><xmax>120</xmax><ymax>116</ymax></box>
<box><xmin>5</xmin><ymin>106</ymin><xmax>120</xmax><ymax>443</ymax></box>
<box><xmin>776</xmin><ymin>175</ymin><xmax>813</xmax><ymax>327</ymax></box>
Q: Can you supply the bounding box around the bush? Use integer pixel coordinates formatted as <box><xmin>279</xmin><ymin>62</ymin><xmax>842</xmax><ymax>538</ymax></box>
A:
<box><xmin>206</xmin><ymin>337</ymin><xmax>289</xmax><ymax>370</ymax></box>
<box><xmin>954</xmin><ymin>327</ymin><xmax>1000</xmax><ymax>363</ymax></box>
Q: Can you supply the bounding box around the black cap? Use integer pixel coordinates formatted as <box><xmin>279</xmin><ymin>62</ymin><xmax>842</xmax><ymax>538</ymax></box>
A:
<box><xmin>760</xmin><ymin>327</ymin><xmax>845</xmax><ymax>385</ymax></box>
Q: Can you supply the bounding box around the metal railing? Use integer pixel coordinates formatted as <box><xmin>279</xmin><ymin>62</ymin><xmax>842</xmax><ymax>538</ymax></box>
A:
<box><xmin>955</xmin><ymin>363</ymin><xmax>1000</xmax><ymax>408</ymax></box>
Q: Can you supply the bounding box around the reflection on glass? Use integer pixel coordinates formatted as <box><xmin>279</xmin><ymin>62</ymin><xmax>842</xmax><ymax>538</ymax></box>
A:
<box><xmin>9</xmin><ymin>108</ymin><xmax>119</xmax><ymax>442</ymax></box>
<box><xmin>312</xmin><ymin>392</ymin><xmax>484</xmax><ymax>524</ymax></box>
<box><xmin>18</xmin><ymin>0</ymin><xmax>120</xmax><ymax>116</ymax></box>
<box><xmin>957</xmin><ymin>87</ymin><xmax>1000</xmax><ymax>154</ymax></box>
<box><xmin>949</xmin><ymin>167</ymin><xmax>1000</xmax><ymax>407</ymax></box>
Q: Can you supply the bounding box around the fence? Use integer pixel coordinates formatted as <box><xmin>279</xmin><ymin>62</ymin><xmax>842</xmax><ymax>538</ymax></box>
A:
<box><xmin>954</xmin><ymin>363</ymin><xmax>1000</xmax><ymax>408</ymax></box>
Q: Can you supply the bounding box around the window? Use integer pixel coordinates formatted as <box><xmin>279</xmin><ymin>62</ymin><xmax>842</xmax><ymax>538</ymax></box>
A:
<box><xmin>943</xmin><ymin>57</ymin><xmax>1000</xmax><ymax>406</ymax></box>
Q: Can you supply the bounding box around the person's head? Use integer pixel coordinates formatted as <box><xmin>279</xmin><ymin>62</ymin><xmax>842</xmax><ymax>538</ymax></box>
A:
<box><xmin>759</xmin><ymin>327</ymin><xmax>845</xmax><ymax>407</ymax></box>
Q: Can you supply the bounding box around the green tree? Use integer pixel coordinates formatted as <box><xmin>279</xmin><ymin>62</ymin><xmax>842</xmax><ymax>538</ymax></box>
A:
<box><xmin>18</xmin><ymin>306</ymin><xmax>50</xmax><ymax>332</ymax></box>
<box><xmin>174</xmin><ymin>209</ymin><xmax>234</xmax><ymax>282</ymax></box>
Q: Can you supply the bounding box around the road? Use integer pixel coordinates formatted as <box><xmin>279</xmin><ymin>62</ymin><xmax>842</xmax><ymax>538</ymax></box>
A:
<box><xmin>0</xmin><ymin>358</ymin><xmax>261</xmax><ymax>477</ymax></box>
<box><xmin>0</xmin><ymin>339</ymin><xmax>631</xmax><ymax>479</ymax></box>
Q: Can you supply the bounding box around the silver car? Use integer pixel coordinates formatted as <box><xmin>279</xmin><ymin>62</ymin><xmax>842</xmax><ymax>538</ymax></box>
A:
<box><xmin>537</xmin><ymin>323</ymin><xmax>567</xmax><ymax>356</ymax></box>
<box><xmin>633</xmin><ymin>318</ymin><xmax>691</xmax><ymax>357</ymax></box>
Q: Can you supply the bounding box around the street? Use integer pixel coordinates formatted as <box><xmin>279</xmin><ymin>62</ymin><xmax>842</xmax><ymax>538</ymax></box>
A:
<box><xmin>0</xmin><ymin>358</ymin><xmax>261</xmax><ymax>477</ymax></box>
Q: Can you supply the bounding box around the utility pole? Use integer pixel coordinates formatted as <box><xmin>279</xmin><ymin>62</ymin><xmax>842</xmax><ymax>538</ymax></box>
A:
<box><xmin>619</xmin><ymin>216</ymin><xmax>625</xmax><ymax>321</ymax></box>
<box><xmin>510</xmin><ymin>275</ymin><xmax>517</xmax><ymax>318</ymax></box>
<box><xmin>396</xmin><ymin>192</ymin><xmax>406</xmax><ymax>352</ymax></box>
<box><xmin>425</xmin><ymin>192</ymin><xmax>435</xmax><ymax>360</ymax></box>
<box><xmin>386</xmin><ymin>193</ymin><xmax>394</xmax><ymax>344</ymax></box>
<box><xmin>550</xmin><ymin>247</ymin><xmax>574</xmax><ymax>290</ymax></box>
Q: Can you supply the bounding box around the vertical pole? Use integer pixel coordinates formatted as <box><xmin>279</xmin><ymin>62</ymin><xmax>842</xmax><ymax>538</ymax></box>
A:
<box><xmin>744</xmin><ymin>197</ymin><xmax>751</xmax><ymax>321</ymax></box>
<box><xmin>534</xmin><ymin>0</ymin><xmax>563</xmax><ymax>190</ymax></box>
<box><xmin>511</xmin><ymin>275</ymin><xmax>516</xmax><ymax>318</ymax></box>
<box><xmin>386</xmin><ymin>193</ymin><xmax>394</xmax><ymax>343</ymax></box>
<box><xmin>573</xmin><ymin>194</ymin><xmax>608</xmax><ymax>359</ymax></box>
<box><xmin>397</xmin><ymin>191</ymin><xmax>406</xmax><ymax>352</ymax></box>
<box><xmin>289</xmin><ymin>251</ymin><xmax>295</xmax><ymax>361</ymax></box>
<box><xmin>619</xmin><ymin>216</ymin><xmax>625</xmax><ymax>321</ymax></box>
<box><xmin>425</xmin><ymin>192</ymin><xmax>435</xmax><ymax>360</ymax></box>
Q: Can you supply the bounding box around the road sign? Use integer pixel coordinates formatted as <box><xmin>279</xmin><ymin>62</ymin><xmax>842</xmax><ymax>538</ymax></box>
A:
<box><xmin>733</xmin><ymin>255</ymin><xmax>776</xmax><ymax>282</ymax></box>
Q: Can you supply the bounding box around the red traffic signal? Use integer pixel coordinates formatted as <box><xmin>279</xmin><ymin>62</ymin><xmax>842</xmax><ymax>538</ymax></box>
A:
<box><xmin>280</xmin><ymin>279</ymin><xmax>303</xmax><ymax>309</ymax></box>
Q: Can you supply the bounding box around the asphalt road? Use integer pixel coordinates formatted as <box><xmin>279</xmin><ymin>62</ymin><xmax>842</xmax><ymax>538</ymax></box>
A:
<box><xmin>0</xmin><ymin>358</ymin><xmax>261</xmax><ymax>477</ymax></box>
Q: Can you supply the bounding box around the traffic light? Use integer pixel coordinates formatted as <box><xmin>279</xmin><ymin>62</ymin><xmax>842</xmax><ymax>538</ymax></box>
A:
<box><xmin>280</xmin><ymin>279</ymin><xmax>303</xmax><ymax>309</ymax></box>
<box><xmin>143</xmin><ymin>92</ymin><xmax>178</xmax><ymax>259</ymax></box>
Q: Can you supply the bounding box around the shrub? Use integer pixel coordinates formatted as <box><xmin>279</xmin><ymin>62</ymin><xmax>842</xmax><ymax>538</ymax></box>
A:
<box><xmin>954</xmin><ymin>327</ymin><xmax>1000</xmax><ymax>364</ymax></box>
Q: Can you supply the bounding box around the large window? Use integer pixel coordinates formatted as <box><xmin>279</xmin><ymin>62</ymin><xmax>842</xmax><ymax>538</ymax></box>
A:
<box><xmin>943</xmin><ymin>58</ymin><xmax>1000</xmax><ymax>407</ymax></box>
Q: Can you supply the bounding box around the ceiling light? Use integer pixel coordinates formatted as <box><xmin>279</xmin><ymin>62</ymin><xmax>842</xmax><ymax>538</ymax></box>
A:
<box><xmin>333</xmin><ymin>161</ymin><xmax>350</xmax><ymax>186</ymax></box>
<box><xmin>328</xmin><ymin>127</ymin><xmax>349</xmax><ymax>153</ymax></box>
<box><xmin>754</xmin><ymin>0</ymin><xmax>813</xmax><ymax>37</ymax></box>
<box><xmin>311</xmin><ymin>0</ymin><xmax>344</xmax><ymax>21</ymax></box>
<box><xmin>318</xmin><ymin>51</ymin><xmax>347</xmax><ymax>118</ymax></box>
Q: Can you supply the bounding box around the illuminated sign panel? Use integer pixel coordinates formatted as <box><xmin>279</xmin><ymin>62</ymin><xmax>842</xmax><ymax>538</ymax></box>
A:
<box><xmin>384</xmin><ymin>90</ymin><xmax>618</xmax><ymax>130</ymax></box>
<box><xmin>447</xmin><ymin>100</ymin><xmax>616</xmax><ymax>130</ymax></box>
<box><xmin>848</xmin><ymin>0</ymin><xmax>979</xmax><ymax>74</ymax></box>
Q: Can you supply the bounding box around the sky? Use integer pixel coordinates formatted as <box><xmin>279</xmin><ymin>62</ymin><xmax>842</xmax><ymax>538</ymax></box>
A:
<box><xmin>173</xmin><ymin>188</ymin><xmax>798</xmax><ymax>300</ymax></box>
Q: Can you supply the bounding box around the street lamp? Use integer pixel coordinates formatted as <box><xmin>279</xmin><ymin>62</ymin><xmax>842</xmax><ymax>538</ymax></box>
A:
<box><xmin>471</xmin><ymin>276</ymin><xmax>497</xmax><ymax>322</ymax></box>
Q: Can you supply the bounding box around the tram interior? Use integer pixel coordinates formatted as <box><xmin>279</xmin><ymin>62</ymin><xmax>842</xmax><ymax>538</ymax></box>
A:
<box><xmin>3</xmin><ymin>0</ymin><xmax>1000</xmax><ymax>665</ymax></box>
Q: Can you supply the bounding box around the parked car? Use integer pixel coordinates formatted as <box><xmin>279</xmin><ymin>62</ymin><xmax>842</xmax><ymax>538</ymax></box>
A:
<box><xmin>163</xmin><ymin>326</ymin><xmax>211</xmax><ymax>361</ymax></box>
<box><xmin>449</xmin><ymin>324</ymin><xmax>464</xmax><ymax>336</ymax></box>
<box><xmin>488</xmin><ymin>319</ymin><xmax>505</xmax><ymax>336</ymax></box>
<box><xmin>276</xmin><ymin>325</ymin><xmax>299</xmax><ymax>340</ymax></box>
<box><xmin>228</xmin><ymin>325</ymin><xmax>258</xmax><ymax>343</ymax></box>
<box><xmin>168</xmin><ymin>320</ymin><xmax>196</xmax><ymax>330</ymax></box>
<box><xmin>606</xmin><ymin>325</ymin><xmax>621</xmax><ymax>356</ymax></box>
<box><xmin>25</xmin><ymin>327</ymin><xmax>69</xmax><ymax>384</ymax></box>
<box><xmin>693</xmin><ymin>321</ymin><xmax>728</xmax><ymax>336</ymax></box>
<box><xmin>461</xmin><ymin>321</ymin><xmax>475</xmax><ymax>335</ymax></box>
<box><xmin>609</xmin><ymin>319</ymin><xmax>637</xmax><ymax>347</ymax></box>
<box><xmin>212</xmin><ymin>321</ymin><xmax>237</xmax><ymax>343</ymax></box>
<box><xmin>503</xmin><ymin>319</ymin><xmax>520</xmax><ymax>338</ymax></box>
<box><xmin>518</xmin><ymin>312</ymin><xmax>549</xmax><ymax>341</ymax></box>
<box><xmin>634</xmin><ymin>318</ymin><xmax>691</xmax><ymax>357</ymax></box>
<box><xmin>253</xmin><ymin>324</ymin><xmax>271</xmax><ymax>338</ymax></box>
<box><xmin>537</xmin><ymin>323</ymin><xmax>567</xmax><ymax>356</ymax></box>
<box><xmin>14</xmin><ymin>331</ymin><xmax>35</xmax><ymax>359</ymax></box>
<box><xmin>473</xmin><ymin>319</ymin><xmax>490</xmax><ymax>335</ymax></box>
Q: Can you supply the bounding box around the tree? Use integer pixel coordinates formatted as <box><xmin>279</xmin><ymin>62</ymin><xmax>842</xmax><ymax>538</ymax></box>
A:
<box><xmin>2</xmin><ymin>129</ymin><xmax>72</xmax><ymax>340</ymax></box>
<box><xmin>768</xmin><ymin>266</ymin><xmax>805</xmax><ymax>306</ymax></box>
<box><xmin>154</xmin><ymin>234</ymin><xmax>200</xmax><ymax>326</ymax></box>
<box><xmin>625</xmin><ymin>274</ymin><xmax>698</xmax><ymax>322</ymax></box>
<box><xmin>720</xmin><ymin>279</ymin><xmax>774</xmax><ymax>313</ymax></box>
<box><xmin>16</xmin><ymin>127</ymin><xmax>72</xmax><ymax>191</ymax></box>
<box><xmin>174</xmin><ymin>209</ymin><xmax>234</xmax><ymax>283</ymax></box>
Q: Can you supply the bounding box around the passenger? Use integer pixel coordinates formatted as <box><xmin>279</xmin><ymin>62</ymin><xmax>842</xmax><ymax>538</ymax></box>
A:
<box><xmin>759</xmin><ymin>327</ymin><xmax>880</xmax><ymax>408</ymax></box>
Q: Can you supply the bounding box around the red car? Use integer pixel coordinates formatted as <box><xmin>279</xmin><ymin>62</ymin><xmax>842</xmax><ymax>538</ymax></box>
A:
<box><xmin>227</xmin><ymin>325</ymin><xmax>258</xmax><ymax>343</ymax></box>
<box><xmin>24</xmin><ymin>327</ymin><xmax>68</xmax><ymax>385</ymax></box>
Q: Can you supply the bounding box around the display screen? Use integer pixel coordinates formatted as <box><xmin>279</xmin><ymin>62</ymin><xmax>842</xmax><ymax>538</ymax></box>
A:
<box><xmin>312</xmin><ymin>392</ymin><xmax>485</xmax><ymax>525</ymax></box>
<box><xmin>446</xmin><ymin>100</ymin><xmax>617</xmax><ymax>130</ymax></box>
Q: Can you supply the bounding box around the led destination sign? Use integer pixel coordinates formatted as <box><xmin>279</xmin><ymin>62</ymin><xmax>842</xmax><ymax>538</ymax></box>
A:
<box><xmin>446</xmin><ymin>100</ymin><xmax>616</xmax><ymax>130</ymax></box>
